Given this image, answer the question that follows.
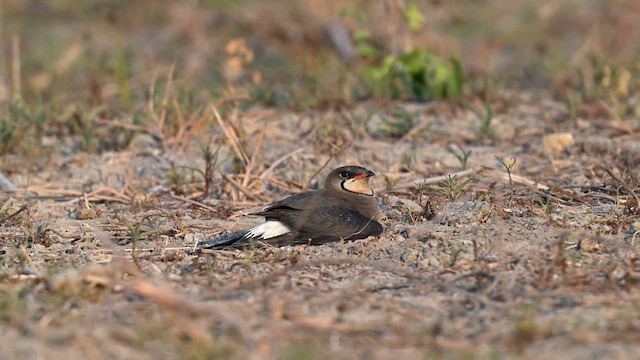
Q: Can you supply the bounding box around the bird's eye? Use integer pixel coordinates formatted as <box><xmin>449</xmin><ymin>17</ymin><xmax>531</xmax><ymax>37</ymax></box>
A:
<box><xmin>339</xmin><ymin>172</ymin><xmax>350</xmax><ymax>179</ymax></box>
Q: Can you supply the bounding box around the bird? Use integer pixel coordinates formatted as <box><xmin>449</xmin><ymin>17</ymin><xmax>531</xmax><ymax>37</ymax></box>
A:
<box><xmin>198</xmin><ymin>165</ymin><xmax>383</xmax><ymax>249</ymax></box>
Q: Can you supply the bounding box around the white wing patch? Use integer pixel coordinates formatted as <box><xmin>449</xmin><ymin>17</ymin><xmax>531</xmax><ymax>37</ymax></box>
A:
<box><xmin>244</xmin><ymin>221</ymin><xmax>291</xmax><ymax>239</ymax></box>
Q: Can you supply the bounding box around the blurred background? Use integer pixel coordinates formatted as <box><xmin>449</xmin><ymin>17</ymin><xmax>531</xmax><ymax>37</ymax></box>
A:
<box><xmin>0</xmin><ymin>0</ymin><xmax>639</xmax><ymax>146</ymax></box>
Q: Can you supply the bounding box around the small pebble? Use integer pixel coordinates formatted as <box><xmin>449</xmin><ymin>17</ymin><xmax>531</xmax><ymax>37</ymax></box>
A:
<box><xmin>400</xmin><ymin>249</ymin><xmax>419</xmax><ymax>263</ymax></box>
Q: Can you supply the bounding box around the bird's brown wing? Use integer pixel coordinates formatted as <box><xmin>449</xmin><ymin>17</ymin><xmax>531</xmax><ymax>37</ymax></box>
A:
<box><xmin>253</xmin><ymin>190</ymin><xmax>348</xmax><ymax>221</ymax></box>
<box><xmin>251</xmin><ymin>189</ymin><xmax>382</xmax><ymax>245</ymax></box>
<box><xmin>255</xmin><ymin>190</ymin><xmax>343</xmax><ymax>212</ymax></box>
<box><xmin>300</xmin><ymin>205</ymin><xmax>383</xmax><ymax>240</ymax></box>
<box><xmin>260</xmin><ymin>204</ymin><xmax>382</xmax><ymax>241</ymax></box>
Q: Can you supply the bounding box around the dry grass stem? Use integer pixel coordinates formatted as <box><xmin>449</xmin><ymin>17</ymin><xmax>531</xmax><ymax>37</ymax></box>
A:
<box><xmin>242</xmin><ymin>123</ymin><xmax>267</xmax><ymax>188</ymax></box>
<box><xmin>5</xmin><ymin>186</ymin><xmax>130</xmax><ymax>203</ymax></box>
<box><xmin>212</xmin><ymin>104</ymin><xmax>250</xmax><ymax>165</ymax></box>
<box><xmin>306</xmin><ymin>142</ymin><xmax>351</xmax><ymax>188</ymax></box>
<box><xmin>223</xmin><ymin>173</ymin><xmax>269</xmax><ymax>202</ymax></box>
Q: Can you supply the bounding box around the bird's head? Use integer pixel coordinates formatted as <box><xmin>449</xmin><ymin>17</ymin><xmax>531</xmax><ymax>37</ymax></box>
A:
<box><xmin>326</xmin><ymin>166</ymin><xmax>376</xmax><ymax>196</ymax></box>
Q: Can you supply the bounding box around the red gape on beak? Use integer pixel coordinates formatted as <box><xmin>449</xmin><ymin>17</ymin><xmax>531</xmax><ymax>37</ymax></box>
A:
<box><xmin>354</xmin><ymin>170</ymin><xmax>375</xmax><ymax>180</ymax></box>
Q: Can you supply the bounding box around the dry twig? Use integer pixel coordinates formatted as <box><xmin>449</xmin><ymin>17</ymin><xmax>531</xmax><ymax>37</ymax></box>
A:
<box><xmin>306</xmin><ymin>142</ymin><xmax>351</xmax><ymax>188</ymax></box>
<box><xmin>223</xmin><ymin>174</ymin><xmax>269</xmax><ymax>202</ymax></box>
<box><xmin>242</xmin><ymin>123</ymin><xmax>267</xmax><ymax>188</ymax></box>
<box><xmin>212</xmin><ymin>104</ymin><xmax>249</xmax><ymax>165</ymax></box>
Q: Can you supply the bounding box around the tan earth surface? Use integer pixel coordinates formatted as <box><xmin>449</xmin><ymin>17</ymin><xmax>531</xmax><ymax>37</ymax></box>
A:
<box><xmin>2</xmin><ymin>93</ymin><xmax>639</xmax><ymax>359</ymax></box>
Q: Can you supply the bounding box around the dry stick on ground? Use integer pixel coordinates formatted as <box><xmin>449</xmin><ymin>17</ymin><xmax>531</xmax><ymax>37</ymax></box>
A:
<box><xmin>223</xmin><ymin>173</ymin><xmax>269</xmax><ymax>202</ymax></box>
<box><xmin>252</xmin><ymin>148</ymin><xmax>305</xmax><ymax>190</ymax></box>
<box><xmin>85</xmin><ymin>246</ymin><xmax>193</xmax><ymax>253</ymax></box>
<box><xmin>119</xmin><ymin>158</ymin><xmax>136</xmax><ymax>200</ymax></box>
<box><xmin>502</xmin><ymin>172</ymin><xmax>550</xmax><ymax>191</ymax></box>
<box><xmin>216</xmin><ymin>96</ymin><xmax>252</xmax><ymax>107</ymax></box>
<box><xmin>0</xmin><ymin>203</ymin><xmax>30</xmax><ymax>224</ymax></box>
<box><xmin>400</xmin><ymin>120</ymin><xmax>432</xmax><ymax>141</ymax></box>
<box><xmin>157</xmin><ymin>63</ymin><xmax>175</xmax><ymax>148</ymax></box>
<box><xmin>176</xmin><ymin>97</ymin><xmax>251</xmax><ymax>150</ymax></box>
<box><xmin>200</xmin><ymin>149</ymin><xmax>215</xmax><ymax>201</ymax></box>
<box><xmin>242</xmin><ymin>122</ymin><xmax>267</xmax><ymax>188</ymax></box>
<box><xmin>377</xmin><ymin>166</ymin><xmax>481</xmax><ymax>192</ymax></box>
<box><xmin>266</xmin><ymin>177</ymin><xmax>302</xmax><ymax>193</ymax></box>
<box><xmin>306</xmin><ymin>141</ymin><xmax>352</xmax><ymax>189</ymax></box>
<box><xmin>95</xmin><ymin>119</ymin><xmax>148</xmax><ymax>132</ymax></box>
<box><xmin>172</xmin><ymin>96</ymin><xmax>189</xmax><ymax>146</ymax></box>
<box><xmin>212</xmin><ymin>104</ymin><xmax>249</xmax><ymax>165</ymax></box>
<box><xmin>96</xmin><ymin>101</ymin><xmax>214</xmax><ymax>150</ymax></box>
<box><xmin>178</xmin><ymin>106</ymin><xmax>211</xmax><ymax>150</ymax></box>
<box><xmin>5</xmin><ymin>186</ymin><xmax>130</xmax><ymax>203</ymax></box>
<box><xmin>588</xmin><ymin>190</ymin><xmax>621</xmax><ymax>226</ymax></box>
<box><xmin>379</xmin><ymin>166</ymin><xmax>551</xmax><ymax>193</ymax></box>
<box><xmin>176</xmin><ymin>99</ymin><xmax>227</xmax><ymax>149</ymax></box>
<box><xmin>604</xmin><ymin>167</ymin><xmax>640</xmax><ymax>207</ymax></box>
<box><xmin>547</xmin><ymin>184</ymin><xmax>594</xmax><ymax>206</ymax></box>
<box><xmin>169</xmin><ymin>194</ymin><xmax>219</xmax><ymax>213</ymax></box>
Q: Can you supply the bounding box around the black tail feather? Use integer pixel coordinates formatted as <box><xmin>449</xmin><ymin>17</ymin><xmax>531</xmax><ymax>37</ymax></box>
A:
<box><xmin>198</xmin><ymin>230</ymin><xmax>250</xmax><ymax>249</ymax></box>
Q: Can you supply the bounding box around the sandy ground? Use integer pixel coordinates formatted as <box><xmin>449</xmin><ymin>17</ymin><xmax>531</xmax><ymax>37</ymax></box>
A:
<box><xmin>1</xmin><ymin>94</ymin><xmax>640</xmax><ymax>359</ymax></box>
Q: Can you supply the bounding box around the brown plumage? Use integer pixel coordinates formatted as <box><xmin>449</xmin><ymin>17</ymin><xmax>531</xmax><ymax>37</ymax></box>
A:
<box><xmin>198</xmin><ymin>166</ymin><xmax>383</xmax><ymax>249</ymax></box>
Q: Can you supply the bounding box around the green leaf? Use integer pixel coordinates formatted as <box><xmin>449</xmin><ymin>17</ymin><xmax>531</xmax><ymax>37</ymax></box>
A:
<box><xmin>356</xmin><ymin>43</ymin><xmax>379</xmax><ymax>58</ymax></box>
<box><xmin>353</xmin><ymin>29</ymin><xmax>372</xmax><ymax>41</ymax></box>
<box><xmin>360</xmin><ymin>49</ymin><xmax>464</xmax><ymax>101</ymax></box>
<box><xmin>404</xmin><ymin>4</ymin><xmax>425</xmax><ymax>31</ymax></box>
<box><xmin>339</xmin><ymin>7</ymin><xmax>354</xmax><ymax>17</ymax></box>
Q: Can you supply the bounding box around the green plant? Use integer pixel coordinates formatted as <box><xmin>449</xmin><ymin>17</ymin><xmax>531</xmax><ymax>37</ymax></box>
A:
<box><xmin>534</xmin><ymin>191</ymin><xmax>554</xmax><ymax>219</ymax></box>
<box><xmin>604</xmin><ymin>167</ymin><xmax>640</xmax><ymax>209</ymax></box>
<box><xmin>110</xmin><ymin>46</ymin><xmax>134</xmax><ymax>109</ymax></box>
<box><xmin>495</xmin><ymin>156</ymin><xmax>517</xmax><ymax>187</ymax></box>
<box><xmin>384</xmin><ymin>176</ymin><xmax>401</xmax><ymax>191</ymax></box>
<box><xmin>448</xmin><ymin>144</ymin><xmax>472</xmax><ymax>169</ymax></box>
<box><xmin>0</xmin><ymin>117</ymin><xmax>18</xmax><ymax>155</ymax></box>
<box><xmin>447</xmin><ymin>241</ymin><xmax>465</xmax><ymax>267</ymax></box>
<box><xmin>277</xmin><ymin>342</ymin><xmax>327</xmax><ymax>360</ymax></box>
<box><xmin>428</xmin><ymin>174</ymin><xmax>472</xmax><ymax>202</ymax></box>
<box><xmin>343</xmin><ymin>4</ymin><xmax>463</xmax><ymax>101</ymax></box>
<box><xmin>340</xmin><ymin>8</ymin><xmax>379</xmax><ymax>59</ymax></box>
<box><xmin>579</xmin><ymin>54</ymin><xmax>631</xmax><ymax>101</ymax></box>
<box><xmin>169</xmin><ymin>144</ymin><xmax>224</xmax><ymax>197</ymax></box>
<box><xmin>362</xmin><ymin>49</ymin><xmax>463</xmax><ymax>101</ymax></box>
<box><xmin>562</xmin><ymin>91</ymin><xmax>582</xmax><ymax>120</ymax></box>
<box><xmin>464</xmin><ymin>101</ymin><xmax>496</xmax><ymax>141</ymax></box>
<box><xmin>69</xmin><ymin>108</ymin><xmax>101</xmax><ymax>153</ymax></box>
<box><xmin>339</xmin><ymin>108</ymin><xmax>375</xmax><ymax>135</ymax></box>
<box><xmin>116</xmin><ymin>215</ymin><xmax>167</xmax><ymax>271</ymax></box>
<box><xmin>168</xmin><ymin>165</ymin><xmax>185</xmax><ymax>189</ymax></box>
<box><xmin>576</xmin><ymin>53</ymin><xmax>635</xmax><ymax>119</ymax></box>
<box><xmin>400</xmin><ymin>152</ymin><xmax>416</xmax><ymax>170</ymax></box>
<box><xmin>404</xmin><ymin>4</ymin><xmax>426</xmax><ymax>31</ymax></box>
<box><xmin>0</xmin><ymin>100</ymin><xmax>47</xmax><ymax>155</ymax></box>
<box><xmin>379</xmin><ymin>108</ymin><xmax>420</xmax><ymax>138</ymax></box>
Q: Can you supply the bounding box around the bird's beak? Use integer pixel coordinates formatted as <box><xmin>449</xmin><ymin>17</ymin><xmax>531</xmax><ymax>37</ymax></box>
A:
<box><xmin>354</xmin><ymin>170</ymin><xmax>375</xmax><ymax>180</ymax></box>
